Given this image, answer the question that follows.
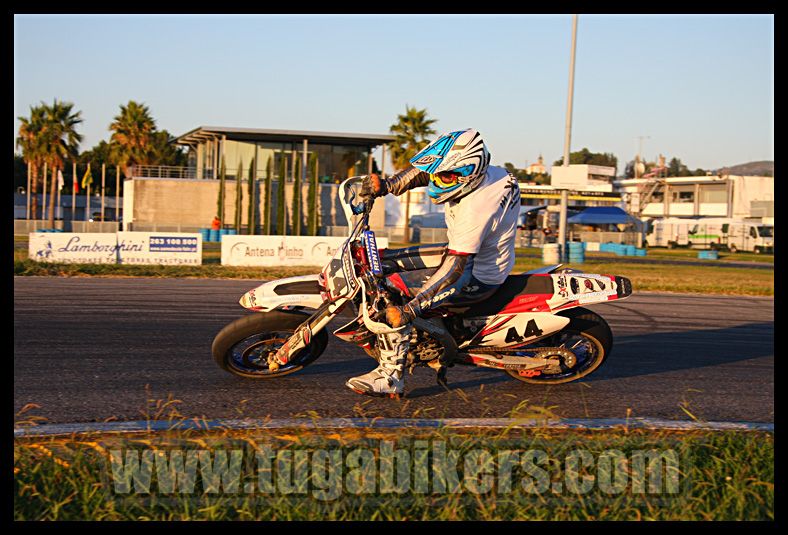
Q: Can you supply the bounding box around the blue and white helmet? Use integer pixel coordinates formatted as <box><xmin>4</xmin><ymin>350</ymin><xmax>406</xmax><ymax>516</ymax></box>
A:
<box><xmin>410</xmin><ymin>128</ymin><xmax>491</xmax><ymax>204</ymax></box>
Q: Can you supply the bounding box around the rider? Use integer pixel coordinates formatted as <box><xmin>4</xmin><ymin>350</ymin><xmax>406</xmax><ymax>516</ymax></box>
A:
<box><xmin>345</xmin><ymin>128</ymin><xmax>521</xmax><ymax>398</ymax></box>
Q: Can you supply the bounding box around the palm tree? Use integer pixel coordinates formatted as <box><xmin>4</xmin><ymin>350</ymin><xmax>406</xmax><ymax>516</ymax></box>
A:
<box><xmin>16</xmin><ymin>105</ymin><xmax>48</xmax><ymax>220</ymax></box>
<box><xmin>388</xmin><ymin>105</ymin><xmax>437</xmax><ymax>243</ymax></box>
<box><xmin>41</xmin><ymin>100</ymin><xmax>83</xmax><ymax>227</ymax></box>
<box><xmin>109</xmin><ymin>101</ymin><xmax>156</xmax><ymax>178</ymax></box>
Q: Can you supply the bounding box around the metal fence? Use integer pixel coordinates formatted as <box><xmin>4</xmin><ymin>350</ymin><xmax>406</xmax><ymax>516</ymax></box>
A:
<box><xmin>126</xmin><ymin>223</ymin><xmax>205</xmax><ymax>233</ymax></box>
<box><xmin>129</xmin><ymin>165</ymin><xmax>200</xmax><ymax>179</ymax></box>
<box><xmin>569</xmin><ymin>231</ymin><xmax>641</xmax><ymax>246</ymax></box>
<box><xmin>321</xmin><ymin>226</ymin><xmax>448</xmax><ymax>244</ymax></box>
<box><xmin>14</xmin><ymin>220</ymin><xmax>119</xmax><ymax>234</ymax></box>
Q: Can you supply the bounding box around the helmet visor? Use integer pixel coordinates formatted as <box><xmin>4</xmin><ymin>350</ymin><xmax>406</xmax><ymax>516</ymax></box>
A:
<box><xmin>430</xmin><ymin>171</ymin><xmax>462</xmax><ymax>189</ymax></box>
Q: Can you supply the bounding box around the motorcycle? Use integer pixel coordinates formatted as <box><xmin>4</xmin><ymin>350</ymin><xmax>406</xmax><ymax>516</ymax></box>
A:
<box><xmin>212</xmin><ymin>176</ymin><xmax>632</xmax><ymax>388</ymax></box>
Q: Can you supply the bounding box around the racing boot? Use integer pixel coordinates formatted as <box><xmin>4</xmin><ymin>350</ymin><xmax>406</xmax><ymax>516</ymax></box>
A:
<box><xmin>345</xmin><ymin>326</ymin><xmax>411</xmax><ymax>399</ymax></box>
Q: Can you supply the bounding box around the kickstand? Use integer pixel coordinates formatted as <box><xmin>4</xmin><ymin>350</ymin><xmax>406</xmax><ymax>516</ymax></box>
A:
<box><xmin>436</xmin><ymin>366</ymin><xmax>449</xmax><ymax>388</ymax></box>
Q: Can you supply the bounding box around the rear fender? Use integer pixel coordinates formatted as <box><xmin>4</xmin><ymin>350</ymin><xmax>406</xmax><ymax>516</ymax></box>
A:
<box><xmin>239</xmin><ymin>274</ymin><xmax>325</xmax><ymax>312</ymax></box>
<box><xmin>547</xmin><ymin>273</ymin><xmax>632</xmax><ymax>312</ymax></box>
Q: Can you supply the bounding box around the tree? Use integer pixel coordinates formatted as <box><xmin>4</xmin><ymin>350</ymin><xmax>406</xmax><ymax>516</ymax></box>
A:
<box><xmin>553</xmin><ymin>148</ymin><xmax>618</xmax><ymax>174</ymax></box>
<box><xmin>247</xmin><ymin>156</ymin><xmax>256</xmax><ymax>235</ymax></box>
<box><xmin>277</xmin><ymin>156</ymin><xmax>286</xmax><ymax>235</ymax></box>
<box><xmin>389</xmin><ymin>105</ymin><xmax>438</xmax><ymax>171</ymax></box>
<box><xmin>666</xmin><ymin>157</ymin><xmax>692</xmax><ymax>177</ymax></box>
<box><xmin>109</xmin><ymin>100</ymin><xmax>156</xmax><ymax>178</ymax></box>
<box><xmin>16</xmin><ymin>104</ymin><xmax>48</xmax><ymax>220</ymax></box>
<box><xmin>388</xmin><ymin>105</ymin><xmax>437</xmax><ymax>242</ymax></box>
<box><xmin>217</xmin><ymin>156</ymin><xmax>226</xmax><ymax>226</ymax></box>
<box><xmin>235</xmin><ymin>159</ymin><xmax>243</xmax><ymax>233</ymax></box>
<box><xmin>13</xmin><ymin>154</ymin><xmax>27</xmax><ymax>191</ymax></box>
<box><xmin>292</xmin><ymin>152</ymin><xmax>302</xmax><ymax>236</ymax></box>
<box><xmin>624</xmin><ymin>160</ymin><xmax>636</xmax><ymax>179</ymax></box>
<box><xmin>40</xmin><ymin>100</ymin><xmax>83</xmax><ymax>227</ymax></box>
<box><xmin>264</xmin><ymin>157</ymin><xmax>272</xmax><ymax>234</ymax></box>
<box><xmin>149</xmin><ymin>130</ymin><xmax>188</xmax><ymax>166</ymax></box>
<box><xmin>307</xmin><ymin>152</ymin><xmax>319</xmax><ymax>236</ymax></box>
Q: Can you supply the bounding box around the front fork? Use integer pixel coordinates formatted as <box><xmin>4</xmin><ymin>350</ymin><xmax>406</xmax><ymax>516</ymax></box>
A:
<box><xmin>268</xmin><ymin>297</ymin><xmax>349</xmax><ymax>371</ymax></box>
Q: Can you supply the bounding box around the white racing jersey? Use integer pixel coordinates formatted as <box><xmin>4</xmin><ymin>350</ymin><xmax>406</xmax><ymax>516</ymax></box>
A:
<box><xmin>444</xmin><ymin>165</ymin><xmax>520</xmax><ymax>285</ymax></box>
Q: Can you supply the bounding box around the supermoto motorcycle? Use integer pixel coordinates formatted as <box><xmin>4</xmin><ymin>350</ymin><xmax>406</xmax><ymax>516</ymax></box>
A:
<box><xmin>212</xmin><ymin>176</ymin><xmax>632</xmax><ymax>387</ymax></box>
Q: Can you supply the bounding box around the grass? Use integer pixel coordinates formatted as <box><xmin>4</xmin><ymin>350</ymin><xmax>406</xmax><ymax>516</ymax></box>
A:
<box><xmin>13</xmin><ymin>423</ymin><xmax>773</xmax><ymax>520</ymax></box>
<box><xmin>14</xmin><ymin>237</ymin><xmax>773</xmax><ymax>296</ymax></box>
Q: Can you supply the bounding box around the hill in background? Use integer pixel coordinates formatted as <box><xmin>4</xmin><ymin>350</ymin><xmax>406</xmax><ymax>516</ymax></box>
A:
<box><xmin>718</xmin><ymin>160</ymin><xmax>774</xmax><ymax>176</ymax></box>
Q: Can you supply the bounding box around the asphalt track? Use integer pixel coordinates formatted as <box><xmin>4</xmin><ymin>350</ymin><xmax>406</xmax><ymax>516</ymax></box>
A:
<box><xmin>14</xmin><ymin>277</ymin><xmax>774</xmax><ymax>425</ymax></box>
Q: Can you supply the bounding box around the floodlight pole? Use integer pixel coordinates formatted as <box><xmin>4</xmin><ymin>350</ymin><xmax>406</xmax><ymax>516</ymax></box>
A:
<box><xmin>559</xmin><ymin>14</ymin><xmax>578</xmax><ymax>262</ymax></box>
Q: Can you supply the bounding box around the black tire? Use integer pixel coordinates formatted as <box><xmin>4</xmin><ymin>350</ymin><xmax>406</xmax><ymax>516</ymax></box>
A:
<box><xmin>212</xmin><ymin>310</ymin><xmax>328</xmax><ymax>379</ymax></box>
<box><xmin>507</xmin><ymin>307</ymin><xmax>613</xmax><ymax>385</ymax></box>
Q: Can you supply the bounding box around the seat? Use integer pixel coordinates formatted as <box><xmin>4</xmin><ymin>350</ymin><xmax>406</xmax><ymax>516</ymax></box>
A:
<box><xmin>444</xmin><ymin>274</ymin><xmax>555</xmax><ymax>317</ymax></box>
<box><xmin>386</xmin><ymin>270</ymin><xmax>555</xmax><ymax>317</ymax></box>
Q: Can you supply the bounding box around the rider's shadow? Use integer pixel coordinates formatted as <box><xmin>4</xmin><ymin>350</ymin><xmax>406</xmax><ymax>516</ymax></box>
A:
<box><xmin>299</xmin><ymin>321</ymin><xmax>773</xmax><ymax>396</ymax></box>
<box><xmin>587</xmin><ymin>321</ymin><xmax>773</xmax><ymax>381</ymax></box>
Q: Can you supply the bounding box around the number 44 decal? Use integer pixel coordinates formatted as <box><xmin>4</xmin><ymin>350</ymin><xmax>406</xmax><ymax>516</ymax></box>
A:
<box><xmin>505</xmin><ymin>320</ymin><xmax>543</xmax><ymax>343</ymax></box>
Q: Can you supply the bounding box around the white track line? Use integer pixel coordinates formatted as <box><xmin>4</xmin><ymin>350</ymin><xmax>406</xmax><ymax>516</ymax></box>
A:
<box><xmin>14</xmin><ymin>417</ymin><xmax>773</xmax><ymax>437</ymax></box>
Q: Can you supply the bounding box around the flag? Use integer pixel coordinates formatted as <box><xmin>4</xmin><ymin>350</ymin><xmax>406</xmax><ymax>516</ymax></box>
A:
<box><xmin>73</xmin><ymin>169</ymin><xmax>79</xmax><ymax>194</ymax></box>
<box><xmin>81</xmin><ymin>163</ymin><xmax>92</xmax><ymax>189</ymax></box>
<box><xmin>57</xmin><ymin>169</ymin><xmax>64</xmax><ymax>192</ymax></box>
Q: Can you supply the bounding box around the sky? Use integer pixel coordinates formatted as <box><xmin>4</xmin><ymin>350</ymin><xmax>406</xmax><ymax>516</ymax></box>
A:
<box><xmin>13</xmin><ymin>14</ymin><xmax>774</xmax><ymax>175</ymax></box>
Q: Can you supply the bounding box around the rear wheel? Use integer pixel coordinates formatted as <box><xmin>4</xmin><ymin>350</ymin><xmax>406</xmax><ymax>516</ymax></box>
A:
<box><xmin>507</xmin><ymin>307</ymin><xmax>612</xmax><ymax>385</ymax></box>
<box><xmin>212</xmin><ymin>310</ymin><xmax>328</xmax><ymax>379</ymax></box>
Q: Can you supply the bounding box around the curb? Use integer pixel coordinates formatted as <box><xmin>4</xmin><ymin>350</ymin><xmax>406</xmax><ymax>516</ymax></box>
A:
<box><xmin>14</xmin><ymin>417</ymin><xmax>774</xmax><ymax>438</ymax></box>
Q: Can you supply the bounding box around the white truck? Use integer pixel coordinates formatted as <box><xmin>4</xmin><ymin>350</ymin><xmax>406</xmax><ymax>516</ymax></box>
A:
<box><xmin>645</xmin><ymin>217</ymin><xmax>773</xmax><ymax>253</ymax></box>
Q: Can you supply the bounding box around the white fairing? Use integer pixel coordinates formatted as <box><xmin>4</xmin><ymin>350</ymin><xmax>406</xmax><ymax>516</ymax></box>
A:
<box><xmin>463</xmin><ymin>313</ymin><xmax>570</xmax><ymax>349</ymax></box>
<box><xmin>239</xmin><ymin>274</ymin><xmax>324</xmax><ymax>312</ymax></box>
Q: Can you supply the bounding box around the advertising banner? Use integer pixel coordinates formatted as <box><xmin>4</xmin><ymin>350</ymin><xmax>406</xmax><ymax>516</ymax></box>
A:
<box><xmin>221</xmin><ymin>235</ymin><xmax>389</xmax><ymax>267</ymax></box>
<box><xmin>28</xmin><ymin>233</ymin><xmax>119</xmax><ymax>264</ymax></box>
<box><xmin>116</xmin><ymin>232</ymin><xmax>202</xmax><ymax>265</ymax></box>
<box><xmin>28</xmin><ymin>232</ymin><xmax>202</xmax><ymax>265</ymax></box>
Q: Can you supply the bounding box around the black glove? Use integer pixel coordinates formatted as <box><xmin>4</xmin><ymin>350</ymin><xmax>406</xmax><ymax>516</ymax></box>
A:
<box><xmin>360</xmin><ymin>174</ymin><xmax>388</xmax><ymax>201</ymax></box>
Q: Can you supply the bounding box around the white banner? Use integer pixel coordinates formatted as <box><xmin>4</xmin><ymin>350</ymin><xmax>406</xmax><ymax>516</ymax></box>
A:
<box><xmin>28</xmin><ymin>232</ymin><xmax>202</xmax><ymax>265</ymax></box>
<box><xmin>29</xmin><ymin>233</ymin><xmax>119</xmax><ymax>264</ymax></box>
<box><xmin>116</xmin><ymin>232</ymin><xmax>202</xmax><ymax>265</ymax></box>
<box><xmin>221</xmin><ymin>235</ymin><xmax>389</xmax><ymax>267</ymax></box>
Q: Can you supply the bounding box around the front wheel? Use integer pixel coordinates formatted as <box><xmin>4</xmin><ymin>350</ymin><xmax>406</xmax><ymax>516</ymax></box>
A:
<box><xmin>507</xmin><ymin>307</ymin><xmax>613</xmax><ymax>385</ymax></box>
<box><xmin>212</xmin><ymin>310</ymin><xmax>328</xmax><ymax>379</ymax></box>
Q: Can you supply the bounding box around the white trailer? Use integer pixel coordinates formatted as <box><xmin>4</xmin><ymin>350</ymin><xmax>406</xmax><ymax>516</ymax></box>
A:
<box><xmin>645</xmin><ymin>217</ymin><xmax>773</xmax><ymax>253</ymax></box>
<box><xmin>644</xmin><ymin>218</ymin><xmax>697</xmax><ymax>248</ymax></box>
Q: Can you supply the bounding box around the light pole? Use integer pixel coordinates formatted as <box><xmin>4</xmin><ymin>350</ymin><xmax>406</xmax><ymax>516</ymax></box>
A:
<box><xmin>635</xmin><ymin>135</ymin><xmax>650</xmax><ymax>178</ymax></box>
<box><xmin>558</xmin><ymin>14</ymin><xmax>578</xmax><ymax>263</ymax></box>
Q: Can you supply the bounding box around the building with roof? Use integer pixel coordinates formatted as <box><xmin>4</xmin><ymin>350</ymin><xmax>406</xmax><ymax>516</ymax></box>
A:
<box><xmin>123</xmin><ymin>126</ymin><xmax>395</xmax><ymax>233</ymax></box>
<box><xmin>525</xmin><ymin>154</ymin><xmax>547</xmax><ymax>175</ymax></box>
<box><xmin>615</xmin><ymin>174</ymin><xmax>774</xmax><ymax>223</ymax></box>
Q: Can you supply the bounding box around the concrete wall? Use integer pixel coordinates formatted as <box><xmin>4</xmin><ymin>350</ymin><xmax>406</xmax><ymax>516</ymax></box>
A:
<box><xmin>126</xmin><ymin>178</ymin><xmax>385</xmax><ymax>233</ymax></box>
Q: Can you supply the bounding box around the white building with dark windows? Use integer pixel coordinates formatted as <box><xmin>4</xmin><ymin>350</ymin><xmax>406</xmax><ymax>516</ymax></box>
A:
<box><xmin>615</xmin><ymin>175</ymin><xmax>774</xmax><ymax>223</ymax></box>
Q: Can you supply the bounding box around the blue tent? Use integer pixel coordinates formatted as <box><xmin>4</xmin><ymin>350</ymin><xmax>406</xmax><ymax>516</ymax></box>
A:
<box><xmin>567</xmin><ymin>206</ymin><xmax>639</xmax><ymax>226</ymax></box>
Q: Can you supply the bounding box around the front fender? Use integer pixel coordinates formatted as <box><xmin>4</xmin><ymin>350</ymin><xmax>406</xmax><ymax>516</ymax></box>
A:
<box><xmin>239</xmin><ymin>274</ymin><xmax>325</xmax><ymax>312</ymax></box>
